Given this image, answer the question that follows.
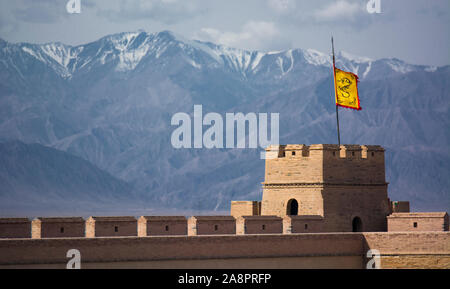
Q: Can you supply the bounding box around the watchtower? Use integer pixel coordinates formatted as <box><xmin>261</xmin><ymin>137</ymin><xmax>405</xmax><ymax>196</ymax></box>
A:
<box><xmin>261</xmin><ymin>144</ymin><xmax>390</xmax><ymax>232</ymax></box>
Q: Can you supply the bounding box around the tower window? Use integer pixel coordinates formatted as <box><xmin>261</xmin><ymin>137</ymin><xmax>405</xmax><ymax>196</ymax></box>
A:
<box><xmin>286</xmin><ymin>199</ymin><xmax>298</xmax><ymax>216</ymax></box>
<box><xmin>60</xmin><ymin>227</ymin><xmax>64</xmax><ymax>233</ymax></box>
<box><xmin>262</xmin><ymin>224</ymin><xmax>266</xmax><ymax>230</ymax></box>
<box><xmin>165</xmin><ymin>225</ymin><xmax>169</xmax><ymax>231</ymax></box>
<box><xmin>371</xmin><ymin>152</ymin><xmax>375</xmax><ymax>157</ymax></box>
<box><xmin>214</xmin><ymin>225</ymin><xmax>218</xmax><ymax>231</ymax></box>
<box><xmin>115</xmin><ymin>226</ymin><xmax>118</xmax><ymax>232</ymax></box>
<box><xmin>333</xmin><ymin>151</ymin><xmax>336</xmax><ymax>156</ymax></box>
<box><xmin>305</xmin><ymin>224</ymin><xmax>308</xmax><ymax>230</ymax></box>
<box><xmin>352</xmin><ymin>152</ymin><xmax>355</xmax><ymax>156</ymax></box>
<box><xmin>413</xmin><ymin>222</ymin><xmax>418</xmax><ymax>228</ymax></box>
<box><xmin>292</xmin><ymin>151</ymin><xmax>296</xmax><ymax>156</ymax></box>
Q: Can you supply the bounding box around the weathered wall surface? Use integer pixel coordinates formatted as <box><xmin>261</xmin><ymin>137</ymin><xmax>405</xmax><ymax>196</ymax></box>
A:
<box><xmin>138</xmin><ymin>216</ymin><xmax>187</xmax><ymax>236</ymax></box>
<box><xmin>230</xmin><ymin>201</ymin><xmax>260</xmax><ymax>218</ymax></box>
<box><xmin>236</xmin><ymin>216</ymin><xmax>283</xmax><ymax>235</ymax></box>
<box><xmin>387</xmin><ymin>213</ymin><xmax>449</xmax><ymax>232</ymax></box>
<box><xmin>0</xmin><ymin>219</ymin><xmax>31</xmax><ymax>239</ymax></box>
<box><xmin>263</xmin><ymin>145</ymin><xmax>323</xmax><ymax>184</ymax></box>
<box><xmin>362</xmin><ymin>232</ymin><xmax>450</xmax><ymax>269</ymax></box>
<box><xmin>0</xmin><ymin>233</ymin><xmax>363</xmax><ymax>268</ymax></box>
<box><xmin>261</xmin><ymin>186</ymin><xmax>324</xmax><ymax>216</ymax></box>
<box><xmin>390</xmin><ymin>201</ymin><xmax>410</xmax><ymax>213</ymax></box>
<box><xmin>283</xmin><ymin>216</ymin><xmax>324</xmax><ymax>233</ymax></box>
<box><xmin>85</xmin><ymin>217</ymin><xmax>137</xmax><ymax>238</ymax></box>
<box><xmin>260</xmin><ymin>145</ymin><xmax>390</xmax><ymax>233</ymax></box>
<box><xmin>322</xmin><ymin>145</ymin><xmax>386</xmax><ymax>184</ymax></box>
<box><xmin>321</xmin><ymin>186</ymin><xmax>389</xmax><ymax>232</ymax></box>
<box><xmin>188</xmin><ymin>217</ymin><xmax>236</xmax><ymax>236</ymax></box>
<box><xmin>263</xmin><ymin>144</ymin><xmax>385</xmax><ymax>185</ymax></box>
<box><xmin>32</xmin><ymin>218</ymin><xmax>85</xmax><ymax>238</ymax></box>
<box><xmin>0</xmin><ymin>232</ymin><xmax>448</xmax><ymax>269</ymax></box>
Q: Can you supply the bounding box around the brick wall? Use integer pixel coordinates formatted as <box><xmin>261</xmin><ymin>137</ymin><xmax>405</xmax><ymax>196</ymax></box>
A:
<box><xmin>387</xmin><ymin>213</ymin><xmax>449</xmax><ymax>232</ymax></box>
<box><xmin>260</xmin><ymin>144</ymin><xmax>390</xmax><ymax>233</ymax></box>
<box><xmin>322</xmin><ymin>145</ymin><xmax>386</xmax><ymax>184</ymax></box>
<box><xmin>1</xmin><ymin>232</ymin><xmax>448</xmax><ymax>269</ymax></box>
<box><xmin>0</xmin><ymin>233</ymin><xmax>364</xmax><ymax>267</ymax></box>
<box><xmin>362</xmin><ymin>232</ymin><xmax>450</xmax><ymax>269</ymax></box>
<box><xmin>236</xmin><ymin>216</ymin><xmax>282</xmax><ymax>235</ymax></box>
<box><xmin>321</xmin><ymin>186</ymin><xmax>390</xmax><ymax>232</ymax></box>
<box><xmin>263</xmin><ymin>144</ymin><xmax>385</xmax><ymax>185</ymax></box>
<box><xmin>86</xmin><ymin>217</ymin><xmax>137</xmax><ymax>237</ymax></box>
<box><xmin>390</xmin><ymin>201</ymin><xmax>410</xmax><ymax>213</ymax></box>
<box><xmin>32</xmin><ymin>218</ymin><xmax>85</xmax><ymax>239</ymax></box>
<box><xmin>188</xmin><ymin>216</ymin><xmax>236</xmax><ymax>235</ymax></box>
<box><xmin>283</xmin><ymin>216</ymin><xmax>324</xmax><ymax>233</ymax></box>
<box><xmin>261</xmin><ymin>186</ymin><xmax>324</xmax><ymax>216</ymax></box>
<box><xmin>0</xmin><ymin>218</ymin><xmax>31</xmax><ymax>239</ymax></box>
<box><xmin>138</xmin><ymin>216</ymin><xmax>187</xmax><ymax>236</ymax></box>
<box><xmin>230</xmin><ymin>201</ymin><xmax>260</xmax><ymax>218</ymax></box>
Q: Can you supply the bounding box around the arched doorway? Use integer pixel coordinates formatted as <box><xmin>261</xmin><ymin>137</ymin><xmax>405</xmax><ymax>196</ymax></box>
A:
<box><xmin>286</xmin><ymin>199</ymin><xmax>298</xmax><ymax>215</ymax></box>
<box><xmin>352</xmin><ymin>216</ymin><xmax>363</xmax><ymax>232</ymax></box>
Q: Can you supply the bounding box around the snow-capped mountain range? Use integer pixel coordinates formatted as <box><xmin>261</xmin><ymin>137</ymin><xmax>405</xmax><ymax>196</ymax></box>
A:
<box><xmin>0</xmin><ymin>31</ymin><xmax>449</xmax><ymax>213</ymax></box>
<box><xmin>3</xmin><ymin>31</ymin><xmax>434</xmax><ymax>79</ymax></box>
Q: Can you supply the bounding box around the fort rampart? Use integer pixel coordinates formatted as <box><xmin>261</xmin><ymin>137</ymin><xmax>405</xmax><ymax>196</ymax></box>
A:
<box><xmin>0</xmin><ymin>232</ymin><xmax>448</xmax><ymax>269</ymax></box>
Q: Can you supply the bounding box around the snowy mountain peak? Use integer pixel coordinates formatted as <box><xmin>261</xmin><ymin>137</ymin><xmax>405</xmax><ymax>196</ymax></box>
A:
<box><xmin>385</xmin><ymin>58</ymin><xmax>415</xmax><ymax>74</ymax></box>
<box><xmin>303</xmin><ymin>48</ymin><xmax>331</xmax><ymax>66</ymax></box>
<box><xmin>2</xmin><ymin>30</ymin><xmax>439</xmax><ymax>79</ymax></box>
<box><xmin>337</xmin><ymin>51</ymin><xmax>372</xmax><ymax>63</ymax></box>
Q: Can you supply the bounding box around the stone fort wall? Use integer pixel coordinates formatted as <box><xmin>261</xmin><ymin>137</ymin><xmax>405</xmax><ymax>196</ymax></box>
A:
<box><xmin>0</xmin><ymin>232</ymin><xmax>448</xmax><ymax>269</ymax></box>
<box><xmin>387</xmin><ymin>213</ymin><xmax>449</xmax><ymax>232</ymax></box>
<box><xmin>260</xmin><ymin>144</ymin><xmax>390</xmax><ymax>232</ymax></box>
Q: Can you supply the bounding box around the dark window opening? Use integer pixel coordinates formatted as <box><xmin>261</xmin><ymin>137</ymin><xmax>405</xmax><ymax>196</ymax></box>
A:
<box><xmin>60</xmin><ymin>227</ymin><xmax>64</xmax><ymax>233</ymax></box>
<box><xmin>413</xmin><ymin>222</ymin><xmax>418</xmax><ymax>228</ymax></box>
<box><xmin>292</xmin><ymin>151</ymin><xmax>296</xmax><ymax>156</ymax></box>
<box><xmin>262</xmin><ymin>225</ymin><xmax>266</xmax><ymax>230</ymax></box>
<box><xmin>165</xmin><ymin>225</ymin><xmax>169</xmax><ymax>231</ymax></box>
<box><xmin>333</xmin><ymin>151</ymin><xmax>336</xmax><ymax>156</ymax></box>
<box><xmin>214</xmin><ymin>225</ymin><xmax>218</xmax><ymax>231</ymax></box>
<box><xmin>304</xmin><ymin>224</ymin><xmax>308</xmax><ymax>230</ymax></box>
<box><xmin>114</xmin><ymin>226</ymin><xmax>118</xmax><ymax>232</ymax></box>
<box><xmin>371</xmin><ymin>152</ymin><xmax>375</xmax><ymax>157</ymax></box>
<box><xmin>352</xmin><ymin>217</ymin><xmax>363</xmax><ymax>232</ymax></box>
<box><xmin>352</xmin><ymin>152</ymin><xmax>355</xmax><ymax>156</ymax></box>
<box><xmin>287</xmin><ymin>199</ymin><xmax>298</xmax><ymax>216</ymax></box>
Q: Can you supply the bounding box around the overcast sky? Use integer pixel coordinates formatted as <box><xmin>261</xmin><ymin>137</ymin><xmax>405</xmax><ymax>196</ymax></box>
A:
<box><xmin>0</xmin><ymin>0</ymin><xmax>449</xmax><ymax>66</ymax></box>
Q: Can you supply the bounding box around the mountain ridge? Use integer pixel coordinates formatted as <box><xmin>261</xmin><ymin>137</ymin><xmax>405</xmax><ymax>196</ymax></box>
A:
<box><xmin>1</xmin><ymin>31</ymin><xmax>442</xmax><ymax>79</ymax></box>
<box><xmin>0</xmin><ymin>30</ymin><xmax>449</xmax><ymax>213</ymax></box>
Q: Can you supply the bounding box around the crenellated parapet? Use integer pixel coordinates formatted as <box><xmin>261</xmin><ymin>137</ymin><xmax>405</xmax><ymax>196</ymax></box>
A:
<box><xmin>264</xmin><ymin>144</ymin><xmax>386</xmax><ymax>185</ymax></box>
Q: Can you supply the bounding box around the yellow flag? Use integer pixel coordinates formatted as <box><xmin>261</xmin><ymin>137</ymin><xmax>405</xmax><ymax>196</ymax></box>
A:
<box><xmin>334</xmin><ymin>67</ymin><xmax>361</xmax><ymax>110</ymax></box>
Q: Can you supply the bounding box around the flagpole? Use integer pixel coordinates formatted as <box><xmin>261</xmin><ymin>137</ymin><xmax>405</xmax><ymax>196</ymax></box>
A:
<box><xmin>332</xmin><ymin>36</ymin><xmax>341</xmax><ymax>147</ymax></box>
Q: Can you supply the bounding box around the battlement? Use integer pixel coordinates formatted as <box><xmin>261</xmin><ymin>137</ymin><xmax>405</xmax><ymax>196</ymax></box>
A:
<box><xmin>264</xmin><ymin>144</ymin><xmax>386</xmax><ymax>185</ymax></box>
<box><xmin>188</xmin><ymin>216</ymin><xmax>236</xmax><ymax>236</ymax></box>
<box><xmin>265</xmin><ymin>144</ymin><xmax>384</xmax><ymax>160</ymax></box>
<box><xmin>388</xmin><ymin>212</ymin><xmax>449</xmax><ymax>232</ymax></box>
<box><xmin>236</xmin><ymin>216</ymin><xmax>283</xmax><ymax>235</ymax></box>
<box><xmin>0</xmin><ymin>218</ymin><xmax>31</xmax><ymax>239</ymax></box>
<box><xmin>86</xmin><ymin>216</ymin><xmax>137</xmax><ymax>238</ymax></box>
<box><xmin>138</xmin><ymin>216</ymin><xmax>187</xmax><ymax>236</ymax></box>
<box><xmin>32</xmin><ymin>217</ymin><xmax>85</xmax><ymax>239</ymax></box>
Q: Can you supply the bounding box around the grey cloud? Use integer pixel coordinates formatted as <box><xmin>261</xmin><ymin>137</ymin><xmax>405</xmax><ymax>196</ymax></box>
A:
<box><xmin>194</xmin><ymin>21</ymin><xmax>293</xmax><ymax>52</ymax></box>
<box><xmin>11</xmin><ymin>0</ymin><xmax>68</xmax><ymax>24</ymax></box>
<box><xmin>93</xmin><ymin>0</ymin><xmax>207</xmax><ymax>25</ymax></box>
